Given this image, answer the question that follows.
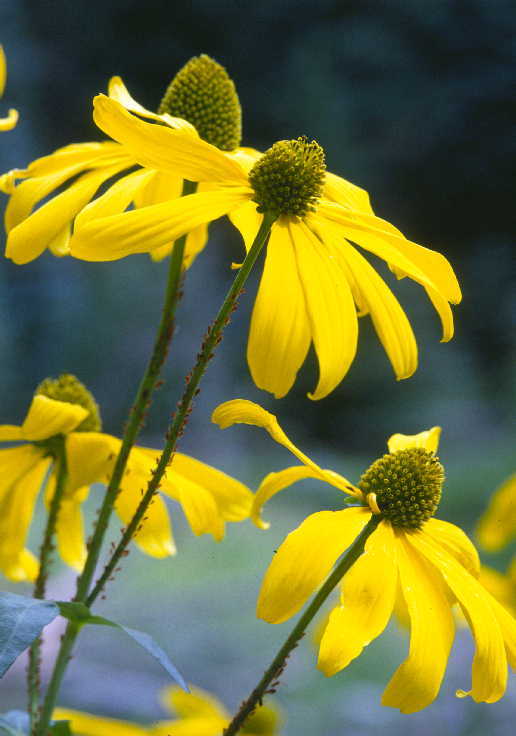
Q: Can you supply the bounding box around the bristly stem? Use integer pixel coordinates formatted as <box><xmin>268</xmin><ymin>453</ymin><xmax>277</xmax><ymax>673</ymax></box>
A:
<box><xmin>74</xmin><ymin>179</ymin><xmax>196</xmax><ymax>603</ymax></box>
<box><xmin>28</xmin><ymin>443</ymin><xmax>67</xmax><ymax>735</ymax></box>
<box><xmin>222</xmin><ymin>515</ymin><xmax>381</xmax><ymax>736</ymax></box>
<box><xmin>86</xmin><ymin>211</ymin><xmax>276</xmax><ymax>607</ymax></box>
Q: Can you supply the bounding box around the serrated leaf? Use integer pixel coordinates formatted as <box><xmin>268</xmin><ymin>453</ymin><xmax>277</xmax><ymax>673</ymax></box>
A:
<box><xmin>56</xmin><ymin>603</ymin><xmax>188</xmax><ymax>691</ymax></box>
<box><xmin>0</xmin><ymin>593</ymin><xmax>59</xmax><ymax>678</ymax></box>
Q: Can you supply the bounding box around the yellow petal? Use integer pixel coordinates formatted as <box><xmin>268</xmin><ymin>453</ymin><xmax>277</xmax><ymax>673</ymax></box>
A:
<box><xmin>387</xmin><ymin>426</ymin><xmax>441</xmax><ymax>454</ymax></box>
<box><xmin>107</xmin><ymin>75</ymin><xmax>198</xmax><ymax>134</ymax></box>
<box><xmin>152</xmin><ymin>718</ymin><xmax>227</xmax><ymax>736</ymax></box>
<box><xmin>55</xmin><ymin>493</ymin><xmax>88</xmax><ymax>571</ymax></box>
<box><xmin>0</xmin><ymin>109</ymin><xmax>18</xmax><ymax>131</ymax></box>
<box><xmin>6</xmin><ymin>163</ymin><xmax>131</xmax><ymax>264</ymax></box>
<box><xmin>336</xmin><ymin>237</ymin><xmax>418</xmax><ymax>380</ymax></box>
<box><xmin>381</xmin><ymin>532</ymin><xmax>455</xmax><ymax>713</ymax></box>
<box><xmin>165</xmin><ymin>452</ymin><xmax>252</xmax><ymax>523</ymax></box>
<box><xmin>411</xmin><ymin>531</ymin><xmax>507</xmax><ymax>703</ymax></box>
<box><xmin>21</xmin><ymin>395</ymin><xmax>89</xmax><ymax>441</ymax></box>
<box><xmin>0</xmin><ymin>453</ymin><xmax>50</xmax><ymax>577</ymax></box>
<box><xmin>2</xmin><ymin>548</ymin><xmax>39</xmax><ymax>583</ymax></box>
<box><xmin>5</xmin><ymin>143</ymin><xmax>129</xmax><ymax>232</ymax></box>
<box><xmin>161</xmin><ymin>472</ymin><xmax>225</xmax><ymax>542</ymax></box>
<box><xmin>228</xmin><ymin>200</ymin><xmax>263</xmax><ymax>254</ymax></box>
<box><xmin>247</xmin><ymin>218</ymin><xmax>311</xmax><ymax>398</ymax></box>
<box><xmin>74</xmin><ymin>168</ymin><xmax>155</xmax><ymax>230</ymax></box>
<box><xmin>161</xmin><ymin>685</ymin><xmax>229</xmax><ymax>719</ymax></box>
<box><xmin>318</xmin><ymin>521</ymin><xmax>397</xmax><ymax>676</ymax></box>
<box><xmin>182</xmin><ymin>224</ymin><xmax>209</xmax><ymax>269</ymax></box>
<box><xmin>93</xmin><ymin>94</ymin><xmax>246</xmax><ymax>184</ymax></box>
<box><xmin>133</xmin><ymin>170</ymin><xmax>183</xmax><ymax>209</ymax></box>
<box><xmin>48</xmin><ymin>224</ymin><xmax>71</xmax><ymax>257</ymax></box>
<box><xmin>52</xmin><ymin>708</ymin><xmax>148</xmax><ymax>736</ymax></box>
<box><xmin>252</xmin><ymin>465</ymin><xmax>354</xmax><ymax>531</ymax></box>
<box><xmin>290</xmin><ymin>221</ymin><xmax>358</xmax><ymax>400</ymax></box>
<box><xmin>485</xmin><ymin>591</ymin><xmax>516</xmax><ymax>669</ymax></box>
<box><xmin>65</xmin><ymin>432</ymin><xmax>120</xmax><ymax>492</ymax></box>
<box><xmin>323</xmin><ymin>172</ymin><xmax>374</xmax><ymax>214</ymax></box>
<box><xmin>0</xmin><ymin>424</ymin><xmax>23</xmax><ymax>441</ymax></box>
<box><xmin>424</xmin><ymin>518</ymin><xmax>480</xmax><ymax>577</ymax></box>
<box><xmin>476</xmin><ymin>473</ymin><xmax>516</xmax><ymax>552</ymax></box>
<box><xmin>257</xmin><ymin>507</ymin><xmax>372</xmax><ymax>623</ymax></box>
<box><xmin>116</xmin><ymin>461</ymin><xmax>176</xmax><ymax>558</ymax></box>
<box><xmin>70</xmin><ymin>187</ymin><xmax>252</xmax><ymax>262</ymax></box>
<box><xmin>423</xmin><ymin>283</ymin><xmax>455</xmax><ymax>342</ymax></box>
<box><xmin>0</xmin><ymin>45</ymin><xmax>6</xmax><ymax>97</ymax></box>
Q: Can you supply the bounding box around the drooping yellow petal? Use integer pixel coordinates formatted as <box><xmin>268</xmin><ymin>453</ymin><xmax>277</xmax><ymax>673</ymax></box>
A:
<box><xmin>0</xmin><ymin>45</ymin><xmax>7</xmax><ymax>97</ymax></box>
<box><xmin>228</xmin><ymin>200</ymin><xmax>263</xmax><ymax>254</ymax></box>
<box><xmin>2</xmin><ymin>549</ymin><xmax>39</xmax><ymax>583</ymax></box>
<box><xmin>0</xmin><ymin>424</ymin><xmax>24</xmax><ymax>441</ymax></box>
<box><xmin>5</xmin><ymin>144</ymin><xmax>129</xmax><ymax>232</ymax></box>
<box><xmin>257</xmin><ymin>507</ymin><xmax>372</xmax><ymax>624</ymax></box>
<box><xmin>55</xmin><ymin>490</ymin><xmax>88</xmax><ymax>572</ymax></box>
<box><xmin>93</xmin><ymin>94</ymin><xmax>247</xmax><ymax>184</ymax></box>
<box><xmin>0</xmin><ymin>46</ymin><xmax>18</xmax><ymax>132</ymax></box>
<box><xmin>247</xmin><ymin>218</ymin><xmax>311</xmax><ymax>398</ymax></box>
<box><xmin>381</xmin><ymin>532</ymin><xmax>455</xmax><ymax>713</ymax></box>
<box><xmin>476</xmin><ymin>473</ymin><xmax>516</xmax><ymax>552</ymax></box>
<box><xmin>165</xmin><ymin>452</ymin><xmax>253</xmax><ymax>522</ymax></box>
<box><xmin>252</xmin><ymin>465</ymin><xmax>354</xmax><ymax>530</ymax></box>
<box><xmin>161</xmin><ymin>472</ymin><xmax>225</xmax><ymax>542</ymax></box>
<box><xmin>323</xmin><ymin>172</ymin><xmax>374</xmax><ymax>214</ymax></box>
<box><xmin>74</xmin><ymin>168</ymin><xmax>155</xmax><ymax>230</ymax></box>
<box><xmin>387</xmin><ymin>426</ymin><xmax>441</xmax><ymax>454</ymax></box>
<box><xmin>52</xmin><ymin>708</ymin><xmax>148</xmax><ymax>736</ymax></box>
<box><xmin>116</xmin><ymin>468</ymin><xmax>176</xmax><ymax>559</ymax></box>
<box><xmin>0</xmin><ymin>108</ymin><xmax>18</xmax><ymax>131</ymax></box>
<box><xmin>425</xmin><ymin>518</ymin><xmax>480</xmax><ymax>577</ymax></box>
<box><xmin>0</xmin><ymin>453</ymin><xmax>50</xmax><ymax>579</ymax></box>
<box><xmin>423</xmin><ymin>284</ymin><xmax>455</xmax><ymax>342</ymax></box>
<box><xmin>318</xmin><ymin>521</ymin><xmax>397</xmax><ymax>676</ymax></box>
<box><xmin>21</xmin><ymin>395</ymin><xmax>89</xmax><ymax>441</ymax></box>
<box><xmin>485</xmin><ymin>590</ymin><xmax>516</xmax><ymax>669</ymax></box>
<box><xmin>70</xmin><ymin>187</ymin><xmax>252</xmax><ymax>262</ymax></box>
<box><xmin>410</xmin><ymin>531</ymin><xmax>507</xmax><ymax>703</ymax></box>
<box><xmin>48</xmin><ymin>223</ymin><xmax>71</xmax><ymax>257</ymax></box>
<box><xmin>6</xmin><ymin>163</ymin><xmax>131</xmax><ymax>264</ymax></box>
<box><xmin>107</xmin><ymin>75</ymin><xmax>198</xmax><ymax>134</ymax></box>
<box><xmin>290</xmin><ymin>221</ymin><xmax>358</xmax><ymax>400</ymax></box>
<box><xmin>161</xmin><ymin>685</ymin><xmax>229</xmax><ymax>720</ymax></box>
<box><xmin>335</xmin><ymin>236</ymin><xmax>418</xmax><ymax>380</ymax></box>
<box><xmin>65</xmin><ymin>432</ymin><xmax>120</xmax><ymax>492</ymax></box>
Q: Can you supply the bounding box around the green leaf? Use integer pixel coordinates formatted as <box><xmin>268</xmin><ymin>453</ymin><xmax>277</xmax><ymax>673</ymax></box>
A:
<box><xmin>0</xmin><ymin>593</ymin><xmax>59</xmax><ymax>678</ymax></box>
<box><xmin>55</xmin><ymin>602</ymin><xmax>188</xmax><ymax>691</ymax></box>
<box><xmin>0</xmin><ymin>710</ymin><xmax>29</xmax><ymax>735</ymax></box>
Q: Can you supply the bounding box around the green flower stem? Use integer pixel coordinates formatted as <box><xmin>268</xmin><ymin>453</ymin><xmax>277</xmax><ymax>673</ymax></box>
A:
<box><xmin>28</xmin><ymin>442</ymin><xmax>67</xmax><ymax>735</ymax></box>
<box><xmin>222</xmin><ymin>514</ymin><xmax>381</xmax><ymax>736</ymax></box>
<box><xmin>75</xmin><ymin>179</ymin><xmax>196</xmax><ymax>603</ymax></box>
<box><xmin>86</xmin><ymin>211</ymin><xmax>276</xmax><ymax>607</ymax></box>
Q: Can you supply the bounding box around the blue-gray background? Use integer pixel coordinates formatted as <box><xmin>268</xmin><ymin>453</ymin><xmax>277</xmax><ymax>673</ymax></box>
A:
<box><xmin>0</xmin><ymin>0</ymin><xmax>515</xmax><ymax>733</ymax></box>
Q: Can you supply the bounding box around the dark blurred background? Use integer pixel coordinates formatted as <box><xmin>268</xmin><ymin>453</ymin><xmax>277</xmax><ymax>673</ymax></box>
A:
<box><xmin>0</xmin><ymin>0</ymin><xmax>515</xmax><ymax>734</ymax></box>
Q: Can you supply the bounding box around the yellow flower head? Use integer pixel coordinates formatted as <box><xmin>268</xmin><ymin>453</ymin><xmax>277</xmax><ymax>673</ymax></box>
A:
<box><xmin>0</xmin><ymin>45</ymin><xmax>18</xmax><ymax>131</ymax></box>
<box><xmin>2</xmin><ymin>55</ymin><xmax>243</xmax><ymax>265</ymax></box>
<box><xmin>0</xmin><ymin>376</ymin><xmax>252</xmax><ymax>582</ymax></box>
<box><xmin>54</xmin><ymin>685</ymin><xmax>282</xmax><ymax>736</ymax></box>
<box><xmin>212</xmin><ymin>399</ymin><xmax>516</xmax><ymax>713</ymax></box>
<box><xmin>68</xmin><ymin>97</ymin><xmax>461</xmax><ymax>399</ymax></box>
<box><xmin>476</xmin><ymin>472</ymin><xmax>516</xmax><ymax>552</ymax></box>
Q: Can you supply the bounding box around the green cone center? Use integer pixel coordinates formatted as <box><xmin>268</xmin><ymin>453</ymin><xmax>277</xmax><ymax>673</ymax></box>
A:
<box><xmin>358</xmin><ymin>448</ymin><xmax>444</xmax><ymax>530</ymax></box>
<box><xmin>248</xmin><ymin>136</ymin><xmax>326</xmax><ymax>218</ymax></box>
<box><xmin>36</xmin><ymin>373</ymin><xmax>101</xmax><ymax>432</ymax></box>
<box><xmin>158</xmin><ymin>54</ymin><xmax>242</xmax><ymax>151</ymax></box>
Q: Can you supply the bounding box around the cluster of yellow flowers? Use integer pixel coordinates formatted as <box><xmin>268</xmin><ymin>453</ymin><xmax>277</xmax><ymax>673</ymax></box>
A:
<box><xmin>0</xmin><ymin>50</ymin><xmax>514</xmax><ymax>735</ymax></box>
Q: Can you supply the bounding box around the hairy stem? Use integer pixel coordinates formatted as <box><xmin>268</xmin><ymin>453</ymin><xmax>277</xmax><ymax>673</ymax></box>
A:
<box><xmin>223</xmin><ymin>515</ymin><xmax>381</xmax><ymax>736</ymax></box>
<box><xmin>28</xmin><ymin>444</ymin><xmax>67</xmax><ymax>734</ymax></box>
<box><xmin>86</xmin><ymin>211</ymin><xmax>276</xmax><ymax>606</ymax></box>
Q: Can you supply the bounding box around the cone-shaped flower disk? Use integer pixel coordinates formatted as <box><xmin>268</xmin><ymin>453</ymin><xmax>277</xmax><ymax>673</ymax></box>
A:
<box><xmin>2</xmin><ymin>55</ymin><xmax>244</xmax><ymax>265</ymax></box>
<box><xmin>54</xmin><ymin>685</ymin><xmax>282</xmax><ymax>735</ymax></box>
<box><xmin>213</xmin><ymin>400</ymin><xmax>516</xmax><ymax>713</ymax></box>
<box><xmin>70</xmin><ymin>97</ymin><xmax>461</xmax><ymax>399</ymax></box>
<box><xmin>0</xmin><ymin>376</ymin><xmax>252</xmax><ymax>582</ymax></box>
<box><xmin>0</xmin><ymin>45</ymin><xmax>18</xmax><ymax>131</ymax></box>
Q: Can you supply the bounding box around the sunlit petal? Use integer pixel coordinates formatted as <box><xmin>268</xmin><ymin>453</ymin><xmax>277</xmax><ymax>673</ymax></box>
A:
<box><xmin>387</xmin><ymin>426</ymin><xmax>441</xmax><ymax>454</ymax></box>
<box><xmin>21</xmin><ymin>395</ymin><xmax>89</xmax><ymax>441</ymax></box>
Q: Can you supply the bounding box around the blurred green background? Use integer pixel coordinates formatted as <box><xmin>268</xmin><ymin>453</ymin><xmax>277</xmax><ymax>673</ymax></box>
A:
<box><xmin>0</xmin><ymin>0</ymin><xmax>514</xmax><ymax>733</ymax></box>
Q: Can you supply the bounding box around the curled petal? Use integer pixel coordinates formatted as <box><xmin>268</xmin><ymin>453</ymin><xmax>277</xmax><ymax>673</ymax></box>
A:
<box><xmin>387</xmin><ymin>426</ymin><xmax>441</xmax><ymax>454</ymax></box>
<box><xmin>22</xmin><ymin>395</ymin><xmax>88</xmax><ymax>441</ymax></box>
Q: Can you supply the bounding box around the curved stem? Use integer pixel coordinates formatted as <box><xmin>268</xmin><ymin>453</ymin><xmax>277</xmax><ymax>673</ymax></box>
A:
<box><xmin>75</xmin><ymin>179</ymin><xmax>196</xmax><ymax>603</ymax></box>
<box><xmin>223</xmin><ymin>515</ymin><xmax>381</xmax><ymax>736</ymax></box>
<box><xmin>28</xmin><ymin>444</ymin><xmax>67</xmax><ymax>734</ymax></box>
<box><xmin>86</xmin><ymin>211</ymin><xmax>276</xmax><ymax>607</ymax></box>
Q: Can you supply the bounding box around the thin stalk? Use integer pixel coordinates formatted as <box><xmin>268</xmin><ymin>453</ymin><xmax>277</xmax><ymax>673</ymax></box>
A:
<box><xmin>27</xmin><ymin>442</ymin><xmax>67</xmax><ymax>735</ymax></box>
<box><xmin>223</xmin><ymin>515</ymin><xmax>381</xmax><ymax>736</ymax></box>
<box><xmin>75</xmin><ymin>179</ymin><xmax>196</xmax><ymax>603</ymax></box>
<box><xmin>86</xmin><ymin>211</ymin><xmax>276</xmax><ymax>607</ymax></box>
